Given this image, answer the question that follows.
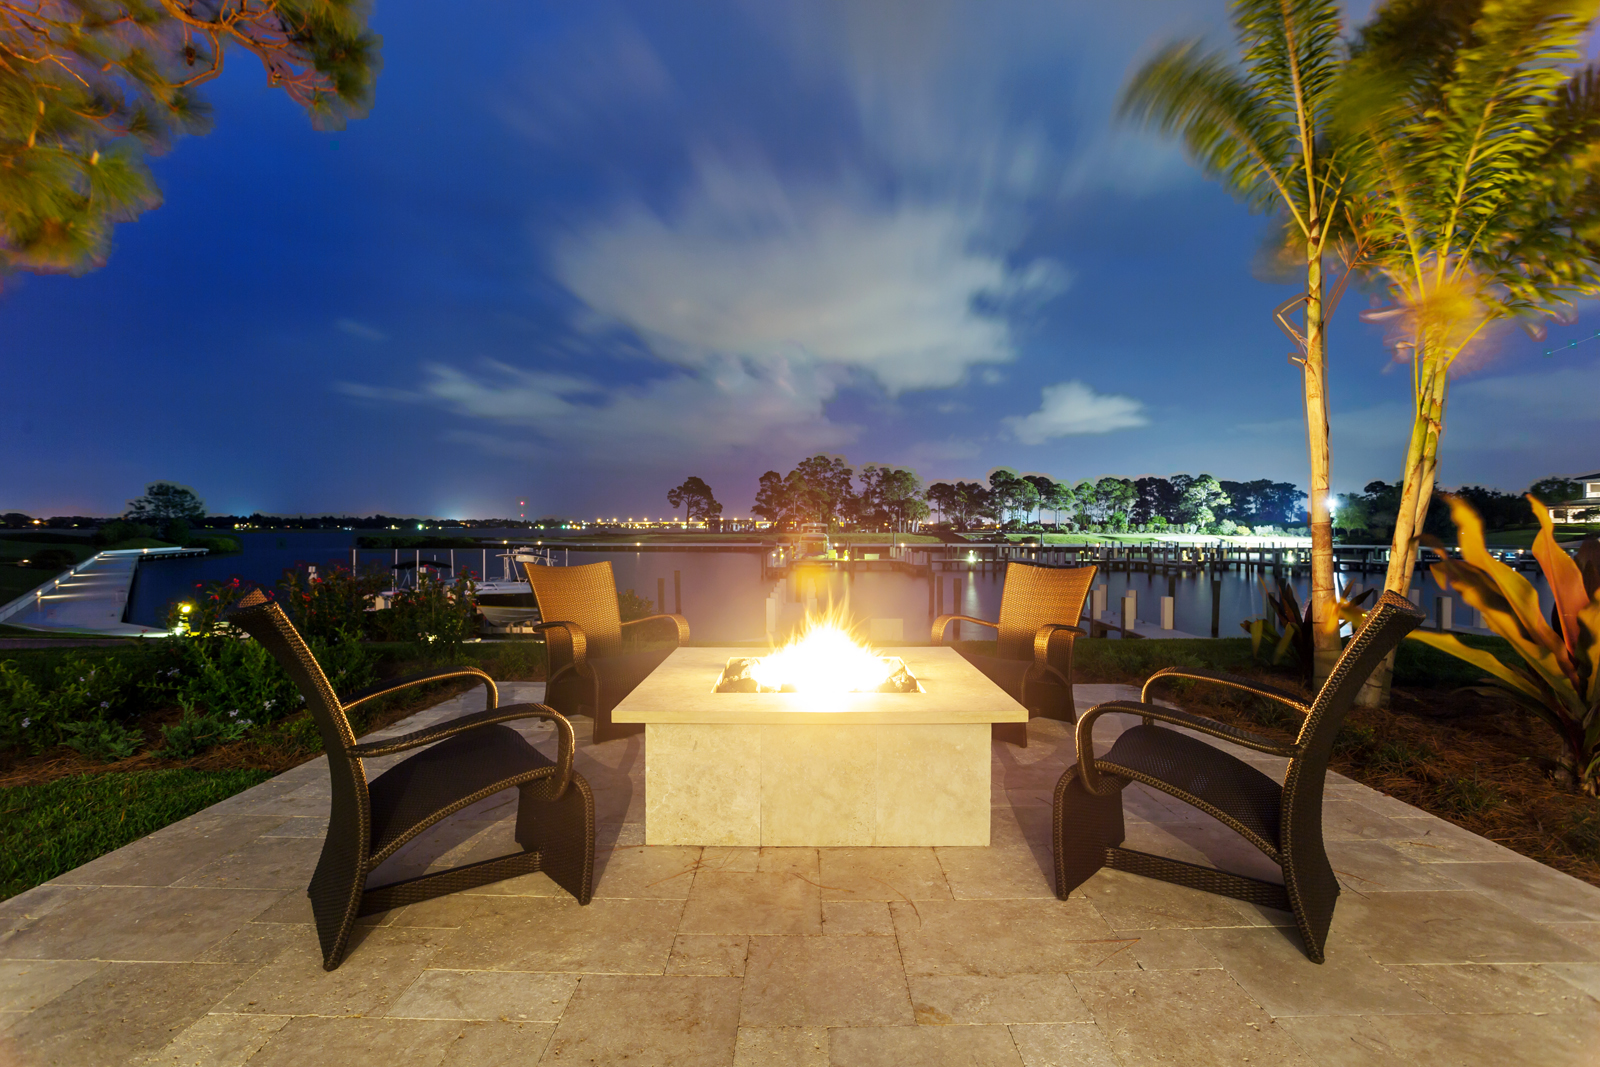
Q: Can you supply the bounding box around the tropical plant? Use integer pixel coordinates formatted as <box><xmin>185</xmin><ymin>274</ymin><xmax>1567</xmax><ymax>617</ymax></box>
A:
<box><xmin>1121</xmin><ymin>0</ymin><xmax>1357</xmax><ymax>684</ymax></box>
<box><xmin>1336</xmin><ymin>0</ymin><xmax>1600</xmax><ymax>702</ymax></box>
<box><xmin>1243</xmin><ymin>577</ymin><xmax>1375</xmax><ymax>684</ymax></box>
<box><xmin>1</xmin><ymin>1</ymin><xmax>381</xmax><ymax>279</ymax></box>
<box><xmin>1406</xmin><ymin>495</ymin><xmax>1600</xmax><ymax>794</ymax></box>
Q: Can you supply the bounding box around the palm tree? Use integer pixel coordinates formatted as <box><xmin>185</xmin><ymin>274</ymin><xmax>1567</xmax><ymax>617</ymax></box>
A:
<box><xmin>1121</xmin><ymin>0</ymin><xmax>1354</xmax><ymax>685</ymax></box>
<box><xmin>1335</xmin><ymin>0</ymin><xmax>1600</xmax><ymax>702</ymax></box>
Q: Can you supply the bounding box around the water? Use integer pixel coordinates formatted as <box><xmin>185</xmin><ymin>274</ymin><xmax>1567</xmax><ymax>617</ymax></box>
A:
<box><xmin>126</xmin><ymin>530</ymin><xmax>1544</xmax><ymax>641</ymax></box>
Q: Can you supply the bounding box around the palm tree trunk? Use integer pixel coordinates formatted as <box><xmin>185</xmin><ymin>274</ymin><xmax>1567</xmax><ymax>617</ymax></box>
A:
<box><xmin>1357</xmin><ymin>355</ymin><xmax>1448</xmax><ymax>707</ymax></box>
<box><xmin>1303</xmin><ymin>248</ymin><xmax>1340</xmax><ymax>687</ymax></box>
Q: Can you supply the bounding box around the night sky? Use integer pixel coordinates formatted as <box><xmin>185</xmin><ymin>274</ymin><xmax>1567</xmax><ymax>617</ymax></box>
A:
<box><xmin>3</xmin><ymin>1</ymin><xmax>1597</xmax><ymax>521</ymax></box>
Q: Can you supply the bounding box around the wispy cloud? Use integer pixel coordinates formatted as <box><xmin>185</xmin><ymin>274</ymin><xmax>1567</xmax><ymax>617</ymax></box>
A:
<box><xmin>340</xmin><ymin>355</ymin><xmax>855</xmax><ymax>467</ymax></box>
<box><xmin>335</xmin><ymin>318</ymin><xmax>387</xmax><ymax>342</ymax></box>
<box><xmin>552</xmin><ymin>157</ymin><xmax>1066</xmax><ymax>394</ymax></box>
<box><xmin>1003</xmin><ymin>380</ymin><xmax>1149</xmax><ymax>443</ymax></box>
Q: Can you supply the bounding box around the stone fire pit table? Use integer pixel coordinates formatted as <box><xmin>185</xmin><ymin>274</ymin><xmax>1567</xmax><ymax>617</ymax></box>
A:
<box><xmin>611</xmin><ymin>646</ymin><xmax>1026</xmax><ymax>848</ymax></box>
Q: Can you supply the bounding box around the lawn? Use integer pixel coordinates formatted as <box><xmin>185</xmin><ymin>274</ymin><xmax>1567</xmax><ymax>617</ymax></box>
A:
<box><xmin>0</xmin><ymin>769</ymin><xmax>274</xmax><ymax>898</ymax></box>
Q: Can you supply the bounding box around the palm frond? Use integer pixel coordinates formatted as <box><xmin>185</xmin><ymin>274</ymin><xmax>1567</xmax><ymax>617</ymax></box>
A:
<box><xmin>1120</xmin><ymin>40</ymin><xmax>1305</xmax><ymax>225</ymax></box>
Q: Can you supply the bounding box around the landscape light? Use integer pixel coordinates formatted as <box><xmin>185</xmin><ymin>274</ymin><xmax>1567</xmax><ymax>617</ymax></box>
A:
<box><xmin>1326</xmin><ymin>495</ymin><xmax>1339</xmax><ymax>513</ymax></box>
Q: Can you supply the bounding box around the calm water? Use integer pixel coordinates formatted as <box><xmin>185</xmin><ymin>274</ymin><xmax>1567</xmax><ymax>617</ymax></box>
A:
<box><xmin>126</xmin><ymin>530</ymin><xmax>1536</xmax><ymax>641</ymax></box>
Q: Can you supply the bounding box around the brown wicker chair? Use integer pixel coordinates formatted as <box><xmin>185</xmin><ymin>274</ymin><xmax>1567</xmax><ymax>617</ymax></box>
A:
<box><xmin>931</xmin><ymin>561</ymin><xmax>1097</xmax><ymax>745</ymax></box>
<box><xmin>522</xmin><ymin>560</ymin><xmax>690</xmax><ymax>743</ymax></box>
<box><xmin>227</xmin><ymin>591</ymin><xmax>594</xmax><ymax>971</ymax></box>
<box><xmin>1053</xmin><ymin>590</ymin><xmax>1424</xmax><ymax>963</ymax></box>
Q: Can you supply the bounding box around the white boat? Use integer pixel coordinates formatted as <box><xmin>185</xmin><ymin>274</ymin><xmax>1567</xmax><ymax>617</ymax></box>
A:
<box><xmin>475</xmin><ymin>548</ymin><xmax>561</xmax><ymax>628</ymax></box>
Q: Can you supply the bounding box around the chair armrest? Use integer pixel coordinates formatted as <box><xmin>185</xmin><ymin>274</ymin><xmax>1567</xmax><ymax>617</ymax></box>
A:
<box><xmin>1032</xmin><ymin>623</ymin><xmax>1085</xmax><ymax>685</ymax></box>
<box><xmin>621</xmin><ymin>613</ymin><xmax>690</xmax><ymax>645</ymax></box>
<box><xmin>1141</xmin><ymin>667</ymin><xmax>1309</xmax><ymax>716</ymax></box>
<box><xmin>352</xmin><ymin>703</ymin><xmax>577</xmax><ymax>799</ymax></box>
<box><xmin>530</xmin><ymin>620</ymin><xmax>588</xmax><ymax>683</ymax></box>
<box><xmin>341</xmin><ymin>667</ymin><xmax>498</xmax><ymax>715</ymax></box>
<box><xmin>930</xmin><ymin>614</ymin><xmax>997</xmax><ymax>644</ymax></box>
<box><xmin>1075</xmin><ymin>699</ymin><xmax>1299</xmax><ymax>794</ymax></box>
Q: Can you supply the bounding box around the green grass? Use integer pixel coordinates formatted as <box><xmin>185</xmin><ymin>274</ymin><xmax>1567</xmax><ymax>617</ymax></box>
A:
<box><xmin>1482</xmin><ymin>524</ymin><xmax>1600</xmax><ymax>547</ymax></box>
<box><xmin>0</xmin><ymin>769</ymin><xmax>274</xmax><ymax>900</ymax></box>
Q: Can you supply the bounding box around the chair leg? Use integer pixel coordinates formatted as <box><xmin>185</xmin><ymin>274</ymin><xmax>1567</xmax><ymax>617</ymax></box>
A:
<box><xmin>1052</xmin><ymin>764</ymin><xmax>1125</xmax><ymax>900</ymax></box>
<box><xmin>307</xmin><ymin>835</ymin><xmax>368</xmax><ymax>972</ymax></box>
<box><xmin>1283</xmin><ymin>844</ymin><xmax>1340</xmax><ymax>964</ymax></box>
<box><xmin>517</xmin><ymin>773</ymin><xmax>596</xmax><ymax>905</ymax></box>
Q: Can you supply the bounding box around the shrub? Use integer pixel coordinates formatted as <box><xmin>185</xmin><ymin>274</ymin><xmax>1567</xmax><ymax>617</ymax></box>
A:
<box><xmin>92</xmin><ymin>520</ymin><xmax>155</xmax><ymax>545</ymax></box>
<box><xmin>0</xmin><ymin>654</ymin><xmax>139</xmax><ymax>755</ymax></box>
<box><xmin>618</xmin><ymin>588</ymin><xmax>655</xmax><ymax>622</ymax></box>
<box><xmin>187</xmin><ymin>536</ymin><xmax>242</xmax><ymax>554</ymax></box>
<box><xmin>27</xmin><ymin>548</ymin><xmax>77</xmax><ymax>570</ymax></box>
<box><xmin>276</xmin><ymin>562</ymin><xmax>387</xmax><ymax>643</ymax></box>
<box><xmin>378</xmin><ymin>570</ymin><xmax>478</xmax><ymax>659</ymax></box>
<box><xmin>59</xmin><ymin>718</ymin><xmax>144</xmax><ymax>761</ymax></box>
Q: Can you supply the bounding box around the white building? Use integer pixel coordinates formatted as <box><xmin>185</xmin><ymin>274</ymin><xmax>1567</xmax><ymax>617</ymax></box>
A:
<box><xmin>1550</xmin><ymin>471</ymin><xmax>1600</xmax><ymax>523</ymax></box>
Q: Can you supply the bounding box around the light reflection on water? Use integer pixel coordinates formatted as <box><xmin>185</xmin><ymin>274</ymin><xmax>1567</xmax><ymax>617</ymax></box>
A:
<box><xmin>126</xmin><ymin>530</ymin><xmax>1554</xmax><ymax>641</ymax></box>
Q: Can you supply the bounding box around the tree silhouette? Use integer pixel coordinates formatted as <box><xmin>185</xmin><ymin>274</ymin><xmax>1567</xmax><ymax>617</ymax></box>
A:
<box><xmin>667</xmin><ymin>477</ymin><xmax>722</xmax><ymax>523</ymax></box>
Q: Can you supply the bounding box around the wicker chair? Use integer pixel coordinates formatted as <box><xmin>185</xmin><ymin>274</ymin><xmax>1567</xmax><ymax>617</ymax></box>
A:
<box><xmin>522</xmin><ymin>560</ymin><xmax>690</xmax><ymax>743</ymax></box>
<box><xmin>227</xmin><ymin>591</ymin><xmax>594</xmax><ymax>971</ymax></box>
<box><xmin>1053</xmin><ymin>590</ymin><xmax>1423</xmax><ymax>963</ymax></box>
<box><xmin>931</xmin><ymin>561</ymin><xmax>1097</xmax><ymax>745</ymax></box>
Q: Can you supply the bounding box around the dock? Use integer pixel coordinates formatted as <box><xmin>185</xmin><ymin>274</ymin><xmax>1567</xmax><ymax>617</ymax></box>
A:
<box><xmin>0</xmin><ymin>546</ymin><xmax>207</xmax><ymax>636</ymax></box>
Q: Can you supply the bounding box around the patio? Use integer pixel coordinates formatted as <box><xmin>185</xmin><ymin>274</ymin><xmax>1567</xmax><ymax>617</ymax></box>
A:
<box><xmin>2</xmin><ymin>682</ymin><xmax>1598</xmax><ymax>1067</ymax></box>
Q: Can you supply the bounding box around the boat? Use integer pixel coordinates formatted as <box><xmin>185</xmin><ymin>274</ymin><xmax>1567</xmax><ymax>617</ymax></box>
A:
<box><xmin>474</xmin><ymin>548</ymin><xmax>557</xmax><ymax>629</ymax></box>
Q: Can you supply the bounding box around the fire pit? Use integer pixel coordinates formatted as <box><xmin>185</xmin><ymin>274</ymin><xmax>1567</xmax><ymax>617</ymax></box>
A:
<box><xmin>611</xmin><ymin>621</ymin><xmax>1026</xmax><ymax>847</ymax></box>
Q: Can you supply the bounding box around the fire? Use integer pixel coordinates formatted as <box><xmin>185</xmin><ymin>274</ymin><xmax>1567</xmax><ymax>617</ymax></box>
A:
<box><xmin>749</xmin><ymin>622</ymin><xmax>894</xmax><ymax>695</ymax></box>
<box><xmin>715</xmin><ymin>610</ymin><xmax>917</xmax><ymax>696</ymax></box>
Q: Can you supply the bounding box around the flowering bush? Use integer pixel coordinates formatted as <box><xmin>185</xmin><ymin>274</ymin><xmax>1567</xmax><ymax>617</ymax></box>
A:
<box><xmin>276</xmin><ymin>562</ymin><xmax>387</xmax><ymax>643</ymax></box>
<box><xmin>376</xmin><ymin>569</ymin><xmax>478</xmax><ymax>659</ymax></box>
<box><xmin>0</xmin><ymin>654</ymin><xmax>141</xmax><ymax>757</ymax></box>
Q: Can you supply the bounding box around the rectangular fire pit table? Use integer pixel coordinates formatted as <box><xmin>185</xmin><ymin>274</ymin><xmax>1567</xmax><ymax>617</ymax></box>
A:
<box><xmin>611</xmin><ymin>646</ymin><xmax>1026</xmax><ymax>847</ymax></box>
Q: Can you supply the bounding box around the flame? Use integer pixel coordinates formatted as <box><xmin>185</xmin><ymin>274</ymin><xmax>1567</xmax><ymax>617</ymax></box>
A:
<box><xmin>749</xmin><ymin>611</ymin><xmax>893</xmax><ymax>695</ymax></box>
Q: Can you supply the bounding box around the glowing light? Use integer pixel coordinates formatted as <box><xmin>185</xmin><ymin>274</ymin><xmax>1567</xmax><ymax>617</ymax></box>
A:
<box><xmin>1325</xmin><ymin>495</ymin><xmax>1339</xmax><ymax>513</ymax></box>
<box><xmin>748</xmin><ymin>616</ymin><xmax>894</xmax><ymax>695</ymax></box>
<box><xmin>179</xmin><ymin>602</ymin><xmax>193</xmax><ymax>614</ymax></box>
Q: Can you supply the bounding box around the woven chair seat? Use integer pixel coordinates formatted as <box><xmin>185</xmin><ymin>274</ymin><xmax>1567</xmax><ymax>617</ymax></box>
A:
<box><xmin>368</xmin><ymin>723</ymin><xmax>555</xmax><ymax>859</ymax></box>
<box><xmin>1098</xmin><ymin>725</ymin><xmax>1283</xmax><ymax>850</ymax></box>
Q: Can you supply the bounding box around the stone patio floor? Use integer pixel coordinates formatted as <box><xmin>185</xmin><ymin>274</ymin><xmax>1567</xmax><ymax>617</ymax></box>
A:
<box><xmin>2</xmin><ymin>682</ymin><xmax>1599</xmax><ymax>1067</ymax></box>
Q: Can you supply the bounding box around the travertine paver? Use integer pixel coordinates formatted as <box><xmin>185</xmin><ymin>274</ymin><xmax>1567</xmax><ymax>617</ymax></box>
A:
<box><xmin>1</xmin><ymin>681</ymin><xmax>1597</xmax><ymax>1066</ymax></box>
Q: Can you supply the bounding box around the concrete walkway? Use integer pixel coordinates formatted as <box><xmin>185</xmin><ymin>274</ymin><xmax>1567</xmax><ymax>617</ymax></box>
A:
<box><xmin>2</xmin><ymin>683</ymin><xmax>1597</xmax><ymax>1066</ymax></box>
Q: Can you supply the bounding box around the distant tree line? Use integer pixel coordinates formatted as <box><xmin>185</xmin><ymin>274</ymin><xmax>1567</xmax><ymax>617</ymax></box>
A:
<box><xmin>748</xmin><ymin>456</ymin><xmax>930</xmax><ymax>532</ymax></box>
<box><xmin>665</xmin><ymin>459</ymin><xmax>1304</xmax><ymax>535</ymax></box>
<box><xmin>922</xmin><ymin>470</ymin><xmax>1305</xmax><ymax>535</ymax></box>
<box><xmin>1333</xmin><ymin>477</ymin><xmax>1589</xmax><ymax>543</ymax></box>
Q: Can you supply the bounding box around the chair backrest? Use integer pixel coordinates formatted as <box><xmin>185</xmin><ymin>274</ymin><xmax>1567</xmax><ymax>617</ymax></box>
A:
<box><xmin>1283</xmin><ymin>590</ymin><xmax>1424</xmax><ymax>824</ymax></box>
<box><xmin>994</xmin><ymin>561</ymin><xmax>1098</xmax><ymax>661</ymax></box>
<box><xmin>523</xmin><ymin>560</ymin><xmax>623</xmax><ymax>661</ymax></box>
<box><xmin>227</xmin><ymin>590</ymin><xmax>360</xmax><ymax>759</ymax></box>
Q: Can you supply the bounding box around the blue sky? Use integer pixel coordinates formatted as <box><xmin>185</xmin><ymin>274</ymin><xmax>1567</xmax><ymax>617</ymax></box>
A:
<box><xmin>3</xmin><ymin>0</ymin><xmax>1598</xmax><ymax>520</ymax></box>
